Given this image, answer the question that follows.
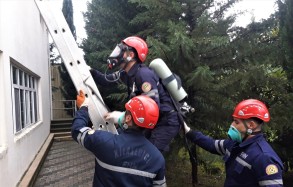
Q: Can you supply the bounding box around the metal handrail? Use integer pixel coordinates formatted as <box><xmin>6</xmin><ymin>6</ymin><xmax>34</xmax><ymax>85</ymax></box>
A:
<box><xmin>52</xmin><ymin>100</ymin><xmax>76</xmax><ymax>119</ymax></box>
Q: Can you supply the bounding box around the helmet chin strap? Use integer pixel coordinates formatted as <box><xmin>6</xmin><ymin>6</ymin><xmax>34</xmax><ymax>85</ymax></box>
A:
<box><xmin>242</xmin><ymin>120</ymin><xmax>262</xmax><ymax>141</ymax></box>
<box><xmin>121</xmin><ymin>55</ymin><xmax>135</xmax><ymax>72</ymax></box>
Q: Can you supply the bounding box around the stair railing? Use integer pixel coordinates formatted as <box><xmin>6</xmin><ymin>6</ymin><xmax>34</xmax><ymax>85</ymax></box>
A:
<box><xmin>52</xmin><ymin>100</ymin><xmax>76</xmax><ymax>120</ymax></box>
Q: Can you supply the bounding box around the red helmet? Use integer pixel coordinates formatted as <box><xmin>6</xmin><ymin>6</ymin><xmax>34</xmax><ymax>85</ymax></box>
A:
<box><xmin>125</xmin><ymin>95</ymin><xmax>159</xmax><ymax>129</ymax></box>
<box><xmin>232</xmin><ymin>99</ymin><xmax>270</xmax><ymax>122</ymax></box>
<box><xmin>122</xmin><ymin>36</ymin><xmax>148</xmax><ymax>62</ymax></box>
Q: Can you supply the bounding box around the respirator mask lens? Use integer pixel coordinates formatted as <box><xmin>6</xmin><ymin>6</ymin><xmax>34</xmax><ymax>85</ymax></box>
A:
<box><xmin>107</xmin><ymin>44</ymin><xmax>125</xmax><ymax>69</ymax></box>
<box><xmin>109</xmin><ymin>45</ymin><xmax>123</xmax><ymax>58</ymax></box>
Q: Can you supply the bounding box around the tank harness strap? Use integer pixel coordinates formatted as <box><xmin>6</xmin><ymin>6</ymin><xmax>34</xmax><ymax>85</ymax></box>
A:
<box><xmin>161</xmin><ymin>73</ymin><xmax>182</xmax><ymax>90</ymax></box>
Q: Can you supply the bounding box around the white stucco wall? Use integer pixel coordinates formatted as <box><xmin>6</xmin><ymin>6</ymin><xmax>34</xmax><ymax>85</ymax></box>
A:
<box><xmin>0</xmin><ymin>0</ymin><xmax>51</xmax><ymax>186</ymax></box>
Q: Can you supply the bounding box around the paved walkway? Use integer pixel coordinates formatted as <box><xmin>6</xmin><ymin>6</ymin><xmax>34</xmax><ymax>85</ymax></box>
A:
<box><xmin>33</xmin><ymin>140</ymin><xmax>95</xmax><ymax>187</ymax></box>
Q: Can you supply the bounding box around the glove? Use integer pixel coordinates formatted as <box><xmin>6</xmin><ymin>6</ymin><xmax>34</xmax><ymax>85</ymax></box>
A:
<box><xmin>183</xmin><ymin>122</ymin><xmax>191</xmax><ymax>134</ymax></box>
<box><xmin>76</xmin><ymin>90</ymin><xmax>89</xmax><ymax>108</ymax></box>
<box><xmin>104</xmin><ymin>111</ymin><xmax>125</xmax><ymax>124</ymax></box>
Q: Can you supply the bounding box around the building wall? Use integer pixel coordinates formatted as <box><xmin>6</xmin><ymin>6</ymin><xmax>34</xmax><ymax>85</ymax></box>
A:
<box><xmin>0</xmin><ymin>0</ymin><xmax>51</xmax><ymax>186</ymax></box>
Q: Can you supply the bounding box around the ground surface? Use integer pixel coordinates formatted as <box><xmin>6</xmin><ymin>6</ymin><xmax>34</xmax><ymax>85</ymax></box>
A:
<box><xmin>33</xmin><ymin>140</ymin><xmax>292</xmax><ymax>186</ymax></box>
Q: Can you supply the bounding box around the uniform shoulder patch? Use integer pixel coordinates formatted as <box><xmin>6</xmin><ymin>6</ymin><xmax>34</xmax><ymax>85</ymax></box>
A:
<box><xmin>141</xmin><ymin>82</ymin><xmax>152</xmax><ymax>93</ymax></box>
<box><xmin>88</xmin><ymin>129</ymin><xmax>95</xmax><ymax>135</ymax></box>
<box><xmin>265</xmin><ymin>164</ymin><xmax>278</xmax><ymax>175</ymax></box>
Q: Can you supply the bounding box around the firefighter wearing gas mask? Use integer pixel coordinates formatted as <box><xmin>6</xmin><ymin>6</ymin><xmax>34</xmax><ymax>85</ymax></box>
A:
<box><xmin>89</xmin><ymin>36</ymin><xmax>181</xmax><ymax>152</ymax></box>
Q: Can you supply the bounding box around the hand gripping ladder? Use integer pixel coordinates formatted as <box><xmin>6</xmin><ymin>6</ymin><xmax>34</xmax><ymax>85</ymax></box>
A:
<box><xmin>35</xmin><ymin>0</ymin><xmax>117</xmax><ymax>134</ymax></box>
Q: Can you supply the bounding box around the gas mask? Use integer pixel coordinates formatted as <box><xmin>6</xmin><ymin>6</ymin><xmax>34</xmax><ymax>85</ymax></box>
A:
<box><xmin>227</xmin><ymin>125</ymin><xmax>243</xmax><ymax>143</ymax></box>
<box><xmin>107</xmin><ymin>43</ymin><xmax>130</xmax><ymax>69</ymax></box>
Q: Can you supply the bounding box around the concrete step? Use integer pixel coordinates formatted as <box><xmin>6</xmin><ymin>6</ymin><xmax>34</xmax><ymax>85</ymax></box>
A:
<box><xmin>54</xmin><ymin>136</ymin><xmax>73</xmax><ymax>141</ymax></box>
<box><xmin>51</xmin><ymin>125</ymin><xmax>71</xmax><ymax>129</ymax></box>
<box><xmin>50</xmin><ymin>119</ymin><xmax>73</xmax><ymax>139</ymax></box>
<box><xmin>51</xmin><ymin>119</ymin><xmax>73</xmax><ymax>124</ymax></box>
<box><xmin>53</xmin><ymin>131</ymin><xmax>71</xmax><ymax>137</ymax></box>
<box><xmin>51</xmin><ymin>122</ymin><xmax>72</xmax><ymax>127</ymax></box>
<box><xmin>50</xmin><ymin>127</ymin><xmax>71</xmax><ymax>133</ymax></box>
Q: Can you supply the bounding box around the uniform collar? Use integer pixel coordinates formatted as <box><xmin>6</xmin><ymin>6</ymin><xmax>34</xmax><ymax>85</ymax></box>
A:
<box><xmin>123</xmin><ymin>128</ymin><xmax>144</xmax><ymax>135</ymax></box>
<box><xmin>239</xmin><ymin>133</ymin><xmax>264</xmax><ymax>147</ymax></box>
<box><xmin>127</xmin><ymin>63</ymin><xmax>140</xmax><ymax>78</ymax></box>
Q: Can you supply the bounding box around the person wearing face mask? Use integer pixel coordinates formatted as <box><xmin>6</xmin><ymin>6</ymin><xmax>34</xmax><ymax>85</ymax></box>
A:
<box><xmin>183</xmin><ymin>99</ymin><xmax>284</xmax><ymax>187</ymax></box>
<box><xmin>89</xmin><ymin>36</ymin><xmax>181</xmax><ymax>153</ymax></box>
<box><xmin>72</xmin><ymin>91</ymin><xmax>166</xmax><ymax>187</ymax></box>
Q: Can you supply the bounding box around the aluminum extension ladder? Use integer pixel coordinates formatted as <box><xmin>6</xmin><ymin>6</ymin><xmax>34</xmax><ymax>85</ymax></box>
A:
<box><xmin>35</xmin><ymin>0</ymin><xmax>117</xmax><ymax>134</ymax></box>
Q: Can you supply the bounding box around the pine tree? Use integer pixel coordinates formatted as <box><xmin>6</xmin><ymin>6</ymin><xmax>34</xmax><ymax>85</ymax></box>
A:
<box><xmin>62</xmin><ymin>0</ymin><xmax>77</xmax><ymax>40</ymax></box>
<box><xmin>81</xmin><ymin>0</ymin><xmax>293</xmax><ymax>181</ymax></box>
<box><xmin>126</xmin><ymin>0</ymin><xmax>242</xmax><ymax>132</ymax></box>
<box><xmin>82</xmin><ymin>0</ymin><xmax>143</xmax><ymax>68</ymax></box>
<box><xmin>81</xmin><ymin>0</ymin><xmax>144</xmax><ymax>109</ymax></box>
<box><xmin>273</xmin><ymin>0</ymin><xmax>293</xmax><ymax>171</ymax></box>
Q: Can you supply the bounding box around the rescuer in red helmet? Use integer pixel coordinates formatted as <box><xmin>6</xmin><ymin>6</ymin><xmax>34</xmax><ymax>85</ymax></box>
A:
<box><xmin>183</xmin><ymin>99</ymin><xmax>283</xmax><ymax>187</ymax></box>
<box><xmin>89</xmin><ymin>36</ymin><xmax>181</xmax><ymax>153</ymax></box>
<box><xmin>72</xmin><ymin>91</ymin><xmax>166</xmax><ymax>187</ymax></box>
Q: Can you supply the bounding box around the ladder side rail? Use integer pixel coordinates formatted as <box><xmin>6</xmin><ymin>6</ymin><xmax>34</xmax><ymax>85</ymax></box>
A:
<box><xmin>35</xmin><ymin>0</ymin><xmax>117</xmax><ymax>134</ymax></box>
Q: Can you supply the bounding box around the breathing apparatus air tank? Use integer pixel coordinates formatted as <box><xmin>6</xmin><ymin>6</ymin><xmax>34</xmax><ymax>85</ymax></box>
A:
<box><xmin>149</xmin><ymin>58</ymin><xmax>187</xmax><ymax>102</ymax></box>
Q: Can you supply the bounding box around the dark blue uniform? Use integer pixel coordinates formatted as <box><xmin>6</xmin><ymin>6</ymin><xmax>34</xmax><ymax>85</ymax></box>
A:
<box><xmin>72</xmin><ymin>107</ymin><xmax>166</xmax><ymax>187</ymax></box>
<box><xmin>186</xmin><ymin>131</ymin><xmax>283</xmax><ymax>186</ymax></box>
<box><xmin>90</xmin><ymin>63</ymin><xmax>181</xmax><ymax>152</ymax></box>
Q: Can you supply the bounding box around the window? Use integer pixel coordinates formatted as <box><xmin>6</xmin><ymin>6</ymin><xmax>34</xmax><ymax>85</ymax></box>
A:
<box><xmin>11</xmin><ymin>65</ymin><xmax>39</xmax><ymax>133</ymax></box>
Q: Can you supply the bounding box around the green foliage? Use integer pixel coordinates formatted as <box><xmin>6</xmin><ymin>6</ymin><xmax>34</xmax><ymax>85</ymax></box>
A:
<box><xmin>81</xmin><ymin>0</ymin><xmax>146</xmax><ymax>108</ymax></box>
<box><xmin>62</xmin><ymin>0</ymin><xmax>76</xmax><ymax>40</ymax></box>
<box><xmin>278</xmin><ymin>0</ymin><xmax>293</xmax><ymax>82</ymax></box>
<box><xmin>197</xmin><ymin>146</ymin><xmax>225</xmax><ymax>175</ymax></box>
<box><xmin>49</xmin><ymin>43</ymin><xmax>61</xmax><ymax>64</ymax></box>
<box><xmin>82</xmin><ymin>0</ymin><xmax>144</xmax><ymax>67</ymax></box>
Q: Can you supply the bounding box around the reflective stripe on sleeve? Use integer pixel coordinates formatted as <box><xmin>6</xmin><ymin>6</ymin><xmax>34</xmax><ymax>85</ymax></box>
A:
<box><xmin>219</xmin><ymin>140</ymin><xmax>225</xmax><ymax>154</ymax></box>
<box><xmin>235</xmin><ymin>156</ymin><xmax>252</xmax><ymax>169</ymax></box>
<box><xmin>215</xmin><ymin>140</ymin><xmax>225</xmax><ymax>155</ymax></box>
<box><xmin>77</xmin><ymin>127</ymin><xmax>91</xmax><ymax>146</ymax></box>
<box><xmin>259</xmin><ymin>179</ymin><xmax>283</xmax><ymax>186</ymax></box>
<box><xmin>96</xmin><ymin>157</ymin><xmax>157</xmax><ymax>179</ymax></box>
<box><xmin>226</xmin><ymin>149</ymin><xmax>231</xmax><ymax>156</ymax></box>
<box><xmin>153</xmin><ymin>177</ymin><xmax>167</xmax><ymax>187</ymax></box>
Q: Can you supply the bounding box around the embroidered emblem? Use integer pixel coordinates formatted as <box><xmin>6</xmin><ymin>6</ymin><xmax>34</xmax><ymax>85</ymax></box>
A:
<box><xmin>88</xmin><ymin>130</ymin><xmax>95</xmax><ymax>135</ymax></box>
<box><xmin>265</xmin><ymin>164</ymin><xmax>278</xmax><ymax>175</ymax></box>
<box><xmin>141</xmin><ymin>82</ymin><xmax>152</xmax><ymax>93</ymax></box>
